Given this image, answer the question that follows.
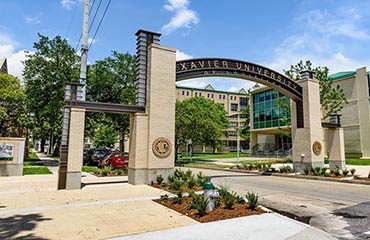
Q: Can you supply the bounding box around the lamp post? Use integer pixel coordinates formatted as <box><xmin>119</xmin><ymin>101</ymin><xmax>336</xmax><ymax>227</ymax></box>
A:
<box><xmin>229</xmin><ymin>113</ymin><xmax>241</xmax><ymax>163</ymax></box>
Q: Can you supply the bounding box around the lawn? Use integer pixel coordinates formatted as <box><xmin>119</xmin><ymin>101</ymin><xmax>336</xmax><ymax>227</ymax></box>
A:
<box><xmin>24</xmin><ymin>152</ymin><xmax>43</xmax><ymax>166</ymax></box>
<box><xmin>177</xmin><ymin>152</ymin><xmax>250</xmax><ymax>161</ymax></box>
<box><xmin>23</xmin><ymin>167</ymin><xmax>52</xmax><ymax>175</ymax></box>
<box><xmin>82</xmin><ymin>166</ymin><xmax>99</xmax><ymax>173</ymax></box>
<box><xmin>346</xmin><ymin>158</ymin><xmax>370</xmax><ymax>166</ymax></box>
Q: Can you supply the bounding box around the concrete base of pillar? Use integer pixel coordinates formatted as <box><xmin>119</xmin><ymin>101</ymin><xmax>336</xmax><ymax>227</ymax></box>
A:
<box><xmin>329</xmin><ymin>160</ymin><xmax>346</xmax><ymax>170</ymax></box>
<box><xmin>0</xmin><ymin>164</ymin><xmax>23</xmax><ymax>176</ymax></box>
<box><xmin>293</xmin><ymin>162</ymin><xmax>324</xmax><ymax>173</ymax></box>
<box><xmin>66</xmin><ymin>172</ymin><xmax>82</xmax><ymax>189</ymax></box>
<box><xmin>128</xmin><ymin>168</ymin><xmax>174</xmax><ymax>185</ymax></box>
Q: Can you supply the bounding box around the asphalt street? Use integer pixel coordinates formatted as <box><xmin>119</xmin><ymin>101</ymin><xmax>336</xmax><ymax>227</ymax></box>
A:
<box><xmin>184</xmin><ymin>167</ymin><xmax>370</xmax><ymax>240</ymax></box>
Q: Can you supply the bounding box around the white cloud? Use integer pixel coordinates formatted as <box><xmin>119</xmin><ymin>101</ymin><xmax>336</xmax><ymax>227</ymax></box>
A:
<box><xmin>25</xmin><ymin>16</ymin><xmax>41</xmax><ymax>24</ymax></box>
<box><xmin>264</xmin><ymin>7</ymin><xmax>370</xmax><ymax>75</ymax></box>
<box><xmin>161</xmin><ymin>0</ymin><xmax>199</xmax><ymax>35</ymax></box>
<box><xmin>61</xmin><ymin>0</ymin><xmax>82</xmax><ymax>10</ymax></box>
<box><xmin>176</xmin><ymin>49</ymin><xmax>192</xmax><ymax>60</ymax></box>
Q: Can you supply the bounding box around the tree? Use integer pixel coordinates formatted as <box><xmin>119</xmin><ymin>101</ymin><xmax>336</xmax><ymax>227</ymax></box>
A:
<box><xmin>284</xmin><ymin>60</ymin><xmax>348</xmax><ymax>120</ymax></box>
<box><xmin>93</xmin><ymin>124</ymin><xmax>118</xmax><ymax>148</ymax></box>
<box><xmin>86</xmin><ymin>51</ymin><xmax>136</xmax><ymax>151</ymax></box>
<box><xmin>23</xmin><ymin>34</ymin><xmax>79</xmax><ymax>154</ymax></box>
<box><xmin>175</xmin><ymin>97</ymin><xmax>229</xmax><ymax>159</ymax></box>
<box><xmin>0</xmin><ymin>73</ymin><xmax>27</xmax><ymax>136</ymax></box>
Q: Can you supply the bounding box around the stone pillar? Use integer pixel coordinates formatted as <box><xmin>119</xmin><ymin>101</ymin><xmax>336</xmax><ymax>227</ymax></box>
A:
<box><xmin>65</xmin><ymin>108</ymin><xmax>85</xmax><ymax>189</ymax></box>
<box><xmin>250</xmin><ymin>131</ymin><xmax>257</xmax><ymax>154</ymax></box>
<box><xmin>292</xmin><ymin>71</ymin><xmax>325</xmax><ymax>172</ymax></box>
<box><xmin>0</xmin><ymin>138</ymin><xmax>25</xmax><ymax>176</ymax></box>
<box><xmin>327</xmin><ymin>128</ymin><xmax>346</xmax><ymax>169</ymax></box>
<box><xmin>128</xmin><ymin>43</ymin><xmax>176</xmax><ymax>185</ymax></box>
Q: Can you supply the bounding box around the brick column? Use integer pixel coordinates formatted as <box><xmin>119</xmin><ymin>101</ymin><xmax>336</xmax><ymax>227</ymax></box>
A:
<box><xmin>292</xmin><ymin>72</ymin><xmax>325</xmax><ymax>172</ymax></box>
<box><xmin>128</xmin><ymin>43</ymin><xmax>176</xmax><ymax>184</ymax></box>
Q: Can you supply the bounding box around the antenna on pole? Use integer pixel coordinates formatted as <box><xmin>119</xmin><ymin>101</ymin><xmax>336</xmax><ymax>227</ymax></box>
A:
<box><xmin>80</xmin><ymin>0</ymin><xmax>89</xmax><ymax>100</ymax></box>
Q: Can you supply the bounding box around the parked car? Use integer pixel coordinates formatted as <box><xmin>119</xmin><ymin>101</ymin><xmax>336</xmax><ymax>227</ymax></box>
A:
<box><xmin>83</xmin><ymin>148</ymin><xmax>94</xmax><ymax>165</ymax></box>
<box><xmin>90</xmin><ymin>148</ymin><xmax>110</xmax><ymax>166</ymax></box>
<box><xmin>98</xmin><ymin>152</ymin><xmax>129</xmax><ymax>169</ymax></box>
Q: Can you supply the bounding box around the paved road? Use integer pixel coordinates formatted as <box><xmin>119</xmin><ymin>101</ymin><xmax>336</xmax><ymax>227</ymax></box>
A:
<box><xmin>183</xmin><ymin>167</ymin><xmax>370</xmax><ymax>240</ymax></box>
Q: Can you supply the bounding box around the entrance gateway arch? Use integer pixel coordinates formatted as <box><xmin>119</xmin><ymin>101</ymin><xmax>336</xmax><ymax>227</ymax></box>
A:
<box><xmin>60</xmin><ymin>29</ymin><xmax>342</xmax><ymax>189</ymax></box>
<box><xmin>127</xmin><ymin>30</ymin><xmax>325</xmax><ymax>185</ymax></box>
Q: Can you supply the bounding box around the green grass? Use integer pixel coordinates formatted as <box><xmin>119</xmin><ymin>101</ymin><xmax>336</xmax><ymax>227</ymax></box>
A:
<box><xmin>182</xmin><ymin>162</ymin><xmax>231</xmax><ymax>169</ymax></box>
<box><xmin>236</xmin><ymin>159</ymin><xmax>291</xmax><ymax>165</ymax></box>
<box><xmin>82</xmin><ymin>166</ymin><xmax>99</xmax><ymax>173</ymax></box>
<box><xmin>23</xmin><ymin>167</ymin><xmax>52</xmax><ymax>175</ymax></box>
<box><xmin>178</xmin><ymin>152</ymin><xmax>250</xmax><ymax>161</ymax></box>
<box><xmin>346</xmin><ymin>158</ymin><xmax>370</xmax><ymax>166</ymax></box>
<box><xmin>28</xmin><ymin>152</ymin><xmax>39</xmax><ymax>160</ymax></box>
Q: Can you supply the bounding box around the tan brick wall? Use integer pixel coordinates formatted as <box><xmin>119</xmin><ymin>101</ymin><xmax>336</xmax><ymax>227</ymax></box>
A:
<box><xmin>67</xmin><ymin>108</ymin><xmax>85</xmax><ymax>172</ymax></box>
<box><xmin>0</xmin><ymin>138</ymin><xmax>25</xmax><ymax>165</ymax></box>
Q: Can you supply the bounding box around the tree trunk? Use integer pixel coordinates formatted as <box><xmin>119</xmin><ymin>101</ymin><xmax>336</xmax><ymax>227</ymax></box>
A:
<box><xmin>49</xmin><ymin>134</ymin><xmax>54</xmax><ymax>155</ymax></box>
<box><xmin>40</xmin><ymin>139</ymin><xmax>45</xmax><ymax>153</ymax></box>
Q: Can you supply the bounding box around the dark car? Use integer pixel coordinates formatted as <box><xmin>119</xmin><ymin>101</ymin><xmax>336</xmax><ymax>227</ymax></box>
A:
<box><xmin>83</xmin><ymin>148</ymin><xmax>94</xmax><ymax>165</ymax></box>
<box><xmin>98</xmin><ymin>152</ymin><xmax>129</xmax><ymax>169</ymax></box>
<box><xmin>90</xmin><ymin>148</ymin><xmax>110</xmax><ymax>166</ymax></box>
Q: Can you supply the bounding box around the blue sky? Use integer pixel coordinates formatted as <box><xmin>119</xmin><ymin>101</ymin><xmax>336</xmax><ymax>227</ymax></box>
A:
<box><xmin>1</xmin><ymin>0</ymin><xmax>369</xmax><ymax>92</ymax></box>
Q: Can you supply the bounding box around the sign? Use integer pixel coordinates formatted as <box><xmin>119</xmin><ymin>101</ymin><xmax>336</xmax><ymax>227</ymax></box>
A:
<box><xmin>176</xmin><ymin>58</ymin><xmax>302</xmax><ymax>102</ymax></box>
<box><xmin>312</xmin><ymin>141</ymin><xmax>322</xmax><ymax>156</ymax></box>
<box><xmin>152</xmin><ymin>137</ymin><xmax>172</xmax><ymax>158</ymax></box>
<box><xmin>0</xmin><ymin>144</ymin><xmax>14</xmax><ymax>161</ymax></box>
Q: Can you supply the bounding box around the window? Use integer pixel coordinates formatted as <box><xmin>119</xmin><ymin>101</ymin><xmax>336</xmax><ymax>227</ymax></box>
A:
<box><xmin>211</xmin><ymin>94</ymin><xmax>214</xmax><ymax>98</ymax></box>
<box><xmin>252</xmin><ymin>89</ymin><xmax>291</xmax><ymax>130</ymax></box>
<box><xmin>223</xmin><ymin>95</ymin><xmax>226</xmax><ymax>99</ymax></box>
<box><xmin>230</xmin><ymin>95</ymin><xmax>233</xmax><ymax>100</ymax></box>
<box><xmin>182</xmin><ymin>91</ymin><xmax>185</xmax><ymax>95</ymax></box>
<box><xmin>186</xmin><ymin>91</ymin><xmax>189</xmax><ymax>96</ymax></box>
<box><xmin>199</xmin><ymin>92</ymin><xmax>202</xmax><ymax>97</ymax></box>
<box><xmin>234</xmin><ymin>96</ymin><xmax>237</xmax><ymax>100</ymax></box>
<box><xmin>219</xmin><ymin>94</ymin><xmax>222</xmax><ymax>99</ymax></box>
<box><xmin>230</xmin><ymin>122</ymin><xmax>238</xmax><ymax>127</ymax></box>
<box><xmin>195</xmin><ymin>92</ymin><xmax>198</xmax><ymax>96</ymax></box>
<box><xmin>207</xmin><ymin>93</ymin><xmax>210</xmax><ymax>98</ymax></box>
<box><xmin>231</xmin><ymin>103</ymin><xmax>238</xmax><ymax>111</ymax></box>
<box><xmin>240</xmin><ymin>97</ymin><xmax>247</xmax><ymax>110</ymax></box>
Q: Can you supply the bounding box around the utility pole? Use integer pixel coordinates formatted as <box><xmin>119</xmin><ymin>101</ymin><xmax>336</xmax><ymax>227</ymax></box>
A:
<box><xmin>80</xmin><ymin>0</ymin><xmax>89</xmax><ymax>99</ymax></box>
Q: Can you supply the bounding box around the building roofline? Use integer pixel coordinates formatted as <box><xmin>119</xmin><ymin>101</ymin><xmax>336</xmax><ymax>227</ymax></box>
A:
<box><xmin>176</xmin><ymin>84</ymin><xmax>248</xmax><ymax>95</ymax></box>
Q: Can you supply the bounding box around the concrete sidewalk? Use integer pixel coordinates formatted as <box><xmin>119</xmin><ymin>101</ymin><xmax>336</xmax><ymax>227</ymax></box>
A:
<box><xmin>0</xmin><ymin>169</ymin><xmax>336</xmax><ymax>239</ymax></box>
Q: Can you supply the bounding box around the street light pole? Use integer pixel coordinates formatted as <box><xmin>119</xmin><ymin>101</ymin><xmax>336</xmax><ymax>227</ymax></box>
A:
<box><xmin>236</xmin><ymin>114</ymin><xmax>240</xmax><ymax>163</ymax></box>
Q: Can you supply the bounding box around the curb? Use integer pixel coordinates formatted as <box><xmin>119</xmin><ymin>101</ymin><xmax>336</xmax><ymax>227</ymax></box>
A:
<box><xmin>180</xmin><ymin>165</ymin><xmax>370</xmax><ymax>186</ymax></box>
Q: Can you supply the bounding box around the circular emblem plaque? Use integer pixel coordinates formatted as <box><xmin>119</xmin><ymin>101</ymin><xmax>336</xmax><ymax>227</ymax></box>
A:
<box><xmin>312</xmin><ymin>141</ymin><xmax>322</xmax><ymax>156</ymax></box>
<box><xmin>152</xmin><ymin>137</ymin><xmax>172</xmax><ymax>158</ymax></box>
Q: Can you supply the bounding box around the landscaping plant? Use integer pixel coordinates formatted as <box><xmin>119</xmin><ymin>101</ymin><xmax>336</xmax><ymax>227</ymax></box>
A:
<box><xmin>321</xmin><ymin>167</ymin><xmax>327</xmax><ymax>175</ymax></box>
<box><xmin>223</xmin><ymin>191</ymin><xmax>237</xmax><ymax>210</ymax></box>
<box><xmin>334</xmin><ymin>168</ymin><xmax>341</xmax><ymax>177</ymax></box>
<box><xmin>302</xmin><ymin>167</ymin><xmax>309</xmax><ymax>175</ymax></box>
<box><xmin>191</xmin><ymin>194</ymin><xmax>210</xmax><ymax>216</ymax></box>
<box><xmin>342</xmin><ymin>169</ymin><xmax>349</xmax><ymax>176</ymax></box>
<box><xmin>156</xmin><ymin>174</ymin><xmax>164</xmax><ymax>184</ymax></box>
<box><xmin>350</xmin><ymin>168</ymin><xmax>356</xmax><ymax>176</ymax></box>
<box><xmin>246</xmin><ymin>191</ymin><xmax>259</xmax><ymax>210</ymax></box>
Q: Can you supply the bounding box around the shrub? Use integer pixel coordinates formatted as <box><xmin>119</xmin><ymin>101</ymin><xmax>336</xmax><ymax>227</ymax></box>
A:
<box><xmin>192</xmin><ymin>194</ymin><xmax>210</xmax><ymax>216</ymax></box>
<box><xmin>236</xmin><ymin>195</ymin><xmax>246</xmax><ymax>204</ymax></box>
<box><xmin>217</xmin><ymin>183</ymin><xmax>230</xmax><ymax>198</ymax></box>
<box><xmin>168</xmin><ymin>174</ymin><xmax>175</xmax><ymax>183</ymax></box>
<box><xmin>313</xmin><ymin>167</ymin><xmax>321</xmax><ymax>176</ymax></box>
<box><xmin>246</xmin><ymin>192</ymin><xmax>259</xmax><ymax>210</ymax></box>
<box><xmin>354</xmin><ymin>175</ymin><xmax>360</xmax><ymax>180</ymax></box>
<box><xmin>321</xmin><ymin>167</ymin><xmax>327</xmax><ymax>175</ymax></box>
<box><xmin>169</xmin><ymin>178</ymin><xmax>182</xmax><ymax>191</ymax></box>
<box><xmin>324</xmin><ymin>173</ymin><xmax>331</xmax><ymax>177</ymax></box>
<box><xmin>223</xmin><ymin>191</ymin><xmax>237</xmax><ymax>210</ymax></box>
<box><xmin>334</xmin><ymin>168</ymin><xmax>341</xmax><ymax>177</ymax></box>
<box><xmin>342</xmin><ymin>169</ymin><xmax>349</xmax><ymax>176</ymax></box>
<box><xmin>173</xmin><ymin>192</ymin><xmax>182</xmax><ymax>204</ymax></box>
<box><xmin>302</xmin><ymin>167</ymin><xmax>309</xmax><ymax>175</ymax></box>
<box><xmin>350</xmin><ymin>168</ymin><xmax>356</xmax><ymax>176</ymax></box>
<box><xmin>161</xmin><ymin>182</ymin><xmax>168</xmax><ymax>187</ymax></box>
<box><xmin>156</xmin><ymin>174</ymin><xmax>164</xmax><ymax>184</ymax></box>
<box><xmin>279</xmin><ymin>165</ymin><xmax>292</xmax><ymax>173</ymax></box>
<box><xmin>187</xmin><ymin>175</ymin><xmax>196</xmax><ymax>189</ymax></box>
<box><xmin>100</xmin><ymin>166</ymin><xmax>112</xmax><ymax>176</ymax></box>
<box><xmin>160</xmin><ymin>194</ymin><xmax>169</xmax><ymax>201</ymax></box>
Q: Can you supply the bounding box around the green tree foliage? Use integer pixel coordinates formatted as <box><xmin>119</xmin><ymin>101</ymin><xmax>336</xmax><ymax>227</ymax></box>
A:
<box><xmin>86</xmin><ymin>51</ymin><xmax>136</xmax><ymax>150</ymax></box>
<box><xmin>93</xmin><ymin>124</ymin><xmax>118</xmax><ymax>148</ymax></box>
<box><xmin>239</xmin><ymin>104</ymin><xmax>250</xmax><ymax>143</ymax></box>
<box><xmin>284</xmin><ymin>60</ymin><xmax>348</xmax><ymax>120</ymax></box>
<box><xmin>175</xmin><ymin>96</ymin><xmax>229</xmax><ymax>156</ymax></box>
<box><xmin>23</xmin><ymin>34</ymin><xmax>79</xmax><ymax>153</ymax></box>
<box><xmin>0</xmin><ymin>73</ymin><xmax>27</xmax><ymax>136</ymax></box>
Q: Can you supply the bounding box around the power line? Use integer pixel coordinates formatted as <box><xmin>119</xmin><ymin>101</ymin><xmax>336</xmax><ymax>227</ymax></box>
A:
<box><xmin>88</xmin><ymin>0</ymin><xmax>102</xmax><ymax>33</ymax></box>
<box><xmin>75</xmin><ymin>0</ymin><xmax>98</xmax><ymax>51</ymax></box>
<box><xmin>89</xmin><ymin>0</ymin><xmax>111</xmax><ymax>50</ymax></box>
<box><xmin>65</xmin><ymin>2</ymin><xmax>78</xmax><ymax>39</ymax></box>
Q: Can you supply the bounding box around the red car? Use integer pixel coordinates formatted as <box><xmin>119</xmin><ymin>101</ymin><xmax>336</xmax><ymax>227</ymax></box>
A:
<box><xmin>98</xmin><ymin>152</ymin><xmax>129</xmax><ymax>169</ymax></box>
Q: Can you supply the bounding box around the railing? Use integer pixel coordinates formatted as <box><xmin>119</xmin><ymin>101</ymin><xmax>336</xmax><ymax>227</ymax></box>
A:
<box><xmin>251</xmin><ymin>143</ymin><xmax>292</xmax><ymax>158</ymax></box>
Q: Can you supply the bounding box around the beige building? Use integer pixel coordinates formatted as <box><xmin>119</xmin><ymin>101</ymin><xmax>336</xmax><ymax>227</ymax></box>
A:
<box><xmin>176</xmin><ymin>84</ymin><xmax>248</xmax><ymax>152</ymax></box>
<box><xmin>329</xmin><ymin>67</ymin><xmax>370</xmax><ymax>158</ymax></box>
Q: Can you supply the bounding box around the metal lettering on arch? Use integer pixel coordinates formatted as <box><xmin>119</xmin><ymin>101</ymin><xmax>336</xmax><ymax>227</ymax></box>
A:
<box><xmin>176</xmin><ymin>58</ymin><xmax>304</xmax><ymax>127</ymax></box>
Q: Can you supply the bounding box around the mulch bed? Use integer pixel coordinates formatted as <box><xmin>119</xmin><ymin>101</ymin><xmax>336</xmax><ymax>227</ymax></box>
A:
<box><xmin>354</xmin><ymin>177</ymin><xmax>370</xmax><ymax>181</ymax></box>
<box><xmin>151</xmin><ymin>183</ymin><xmax>203</xmax><ymax>193</ymax></box>
<box><xmin>154</xmin><ymin>197</ymin><xmax>264</xmax><ymax>223</ymax></box>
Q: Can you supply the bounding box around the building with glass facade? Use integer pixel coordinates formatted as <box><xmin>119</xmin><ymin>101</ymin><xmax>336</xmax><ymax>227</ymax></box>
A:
<box><xmin>250</xmin><ymin>66</ymin><xmax>370</xmax><ymax>159</ymax></box>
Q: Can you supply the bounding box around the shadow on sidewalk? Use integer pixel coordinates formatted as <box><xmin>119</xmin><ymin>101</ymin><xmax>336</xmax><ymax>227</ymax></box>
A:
<box><xmin>0</xmin><ymin>213</ymin><xmax>51</xmax><ymax>240</ymax></box>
